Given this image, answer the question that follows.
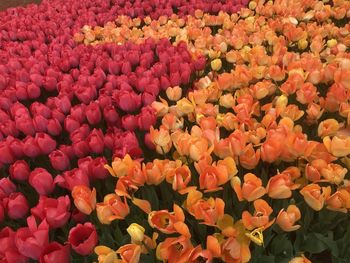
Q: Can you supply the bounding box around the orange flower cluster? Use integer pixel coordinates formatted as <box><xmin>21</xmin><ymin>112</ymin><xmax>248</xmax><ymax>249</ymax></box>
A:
<box><xmin>71</xmin><ymin>0</ymin><xmax>350</xmax><ymax>262</ymax></box>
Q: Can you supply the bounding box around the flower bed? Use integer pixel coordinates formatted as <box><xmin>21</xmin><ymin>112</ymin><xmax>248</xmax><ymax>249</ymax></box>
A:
<box><xmin>1</xmin><ymin>0</ymin><xmax>350</xmax><ymax>262</ymax></box>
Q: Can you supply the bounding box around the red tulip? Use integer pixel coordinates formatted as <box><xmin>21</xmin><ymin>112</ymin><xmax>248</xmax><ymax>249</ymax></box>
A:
<box><xmin>68</xmin><ymin>222</ymin><xmax>98</xmax><ymax>256</ymax></box>
<box><xmin>55</xmin><ymin>168</ymin><xmax>90</xmax><ymax>191</ymax></box>
<box><xmin>103</xmin><ymin>105</ymin><xmax>120</xmax><ymax>125</ymax></box>
<box><xmin>137</xmin><ymin>106</ymin><xmax>156</xmax><ymax>131</ymax></box>
<box><xmin>47</xmin><ymin>118</ymin><xmax>62</xmax><ymax>136</ymax></box>
<box><xmin>29</xmin><ymin>168</ymin><xmax>55</xmax><ymax>195</ymax></box>
<box><xmin>115</xmin><ymin>90</ymin><xmax>141</xmax><ymax>112</ymax></box>
<box><xmin>64</xmin><ymin>116</ymin><xmax>81</xmax><ymax>133</ymax></box>
<box><xmin>0</xmin><ymin>227</ymin><xmax>28</xmax><ymax>263</ymax></box>
<box><xmin>72</xmin><ymin>140</ymin><xmax>91</xmax><ymax>158</ymax></box>
<box><xmin>5</xmin><ymin>192</ymin><xmax>29</xmax><ymax>219</ymax></box>
<box><xmin>90</xmin><ymin>157</ymin><xmax>109</xmax><ymax>180</ymax></box>
<box><xmin>0</xmin><ymin>143</ymin><xmax>15</xmax><ymax>164</ymax></box>
<box><xmin>39</xmin><ymin>242</ymin><xmax>70</xmax><ymax>263</ymax></box>
<box><xmin>0</xmin><ymin>203</ymin><xmax>4</xmax><ymax>223</ymax></box>
<box><xmin>15</xmin><ymin>216</ymin><xmax>49</xmax><ymax>260</ymax></box>
<box><xmin>35</xmin><ymin>133</ymin><xmax>57</xmax><ymax>155</ymax></box>
<box><xmin>33</xmin><ymin>115</ymin><xmax>48</xmax><ymax>132</ymax></box>
<box><xmin>122</xmin><ymin>114</ymin><xmax>139</xmax><ymax>131</ymax></box>
<box><xmin>9</xmin><ymin>160</ymin><xmax>30</xmax><ymax>181</ymax></box>
<box><xmin>0</xmin><ymin>177</ymin><xmax>16</xmax><ymax>198</ymax></box>
<box><xmin>49</xmin><ymin>150</ymin><xmax>70</xmax><ymax>171</ymax></box>
<box><xmin>87</xmin><ymin>129</ymin><xmax>104</xmax><ymax>154</ymax></box>
<box><xmin>15</xmin><ymin>117</ymin><xmax>35</xmax><ymax>136</ymax></box>
<box><xmin>70</xmin><ymin>104</ymin><xmax>86</xmax><ymax>123</ymax></box>
<box><xmin>31</xmin><ymin>196</ymin><xmax>71</xmax><ymax>229</ymax></box>
<box><xmin>86</xmin><ymin>102</ymin><xmax>101</xmax><ymax>125</ymax></box>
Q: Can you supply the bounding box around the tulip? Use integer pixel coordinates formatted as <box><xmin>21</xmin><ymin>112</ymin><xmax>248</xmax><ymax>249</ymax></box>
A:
<box><xmin>15</xmin><ymin>216</ymin><xmax>49</xmax><ymax>260</ymax></box>
<box><xmin>55</xmin><ymin>168</ymin><xmax>90</xmax><ymax>191</ymax></box>
<box><xmin>0</xmin><ymin>177</ymin><xmax>16</xmax><ymax>198</ymax></box>
<box><xmin>86</xmin><ymin>102</ymin><xmax>102</xmax><ymax>125</ymax></box>
<box><xmin>29</xmin><ymin>168</ymin><xmax>55</xmax><ymax>195</ymax></box>
<box><xmin>68</xmin><ymin>222</ymin><xmax>98</xmax><ymax>256</ymax></box>
<box><xmin>127</xmin><ymin>223</ymin><xmax>145</xmax><ymax>243</ymax></box>
<box><xmin>35</xmin><ymin>133</ymin><xmax>57</xmax><ymax>155</ymax></box>
<box><xmin>39</xmin><ymin>242</ymin><xmax>70</xmax><ymax>263</ymax></box>
<box><xmin>300</xmin><ymin>184</ymin><xmax>331</xmax><ymax>211</ymax></box>
<box><xmin>49</xmin><ymin>150</ymin><xmax>70</xmax><ymax>171</ymax></box>
<box><xmin>0</xmin><ymin>227</ymin><xmax>28</xmax><ymax>263</ymax></box>
<box><xmin>72</xmin><ymin>185</ymin><xmax>96</xmax><ymax>215</ymax></box>
<box><xmin>31</xmin><ymin>196</ymin><xmax>71</xmax><ymax>229</ymax></box>
<box><xmin>276</xmin><ymin>205</ymin><xmax>301</xmax><ymax>232</ymax></box>
<box><xmin>5</xmin><ymin>192</ymin><xmax>29</xmax><ymax>219</ymax></box>
<box><xmin>117</xmin><ymin>244</ymin><xmax>142</xmax><ymax>263</ymax></box>
<box><xmin>242</xmin><ymin>199</ymin><xmax>275</xmax><ymax>230</ymax></box>
<box><xmin>232</xmin><ymin>173</ymin><xmax>266</xmax><ymax>202</ymax></box>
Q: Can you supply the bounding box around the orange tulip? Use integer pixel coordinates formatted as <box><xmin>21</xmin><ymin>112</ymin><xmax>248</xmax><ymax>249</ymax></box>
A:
<box><xmin>232</xmin><ymin>173</ymin><xmax>266</xmax><ymax>202</ymax></box>
<box><xmin>94</xmin><ymin>246</ymin><xmax>119</xmax><ymax>263</ymax></box>
<box><xmin>156</xmin><ymin>236</ymin><xmax>193</xmax><ymax>263</ymax></box>
<box><xmin>198</xmin><ymin>158</ymin><xmax>237</xmax><ymax>192</ymax></box>
<box><xmin>276</xmin><ymin>205</ymin><xmax>301</xmax><ymax>232</ymax></box>
<box><xmin>187</xmin><ymin>245</ymin><xmax>213</xmax><ymax>263</ymax></box>
<box><xmin>165</xmin><ymin>165</ymin><xmax>192</xmax><ymax>193</ymax></box>
<box><xmin>221</xmin><ymin>233</ymin><xmax>251</xmax><ymax>263</ymax></box>
<box><xmin>117</xmin><ymin>244</ymin><xmax>141</xmax><ymax>263</ymax></box>
<box><xmin>149</xmin><ymin>126</ymin><xmax>172</xmax><ymax>154</ymax></box>
<box><xmin>142</xmin><ymin>160</ymin><xmax>167</xmax><ymax>185</ymax></box>
<box><xmin>104</xmin><ymin>154</ymin><xmax>138</xmax><ymax>178</ymax></box>
<box><xmin>148</xmin><ymin>204</ymin><xmax>188</xmax><ymax>235</ymax></box>
<box><xmin>266</xmin><ymin>170</ymin><xmax>299</xmax><ymax>199</ymax></box>
<box><xmin>166</xmin><ymin>86</ymin><xmax>182</xmax><ymax>101</ymax></box>
<box><xmin>239</xmin><ymin>144</ymin><xmax>261</xmax><ymax>169</ymax></box>
<box><xmin>320</xmin><ymin>163</ymin><xmax>347</xmax><ymax>185</ymax></box>
<box><xmin>305</xmin><ymin>159</ymin><xmax>327</xmax><ymax>182</ymax></box>
<box><xmin>300</xmin><ymin>184</ymin><xmax>331</xmax><ymax>211</ymax></box>
<box><xmin>318</xmin><ymin>119</ymin><xmax>340</xmax><ymax>138</ymax></box>
<box><xmin>72</xmin><ymin>185</ymin><xmax>96</xmax><ymax>215</ymax></box>
<box><xmin>323</xmin><ymin>135</ymin><xmax>350</xmax><ymax>157</ymax></box>
<box><xmin>242</xmin><ymin>199</ymin><xmax>275</xmax><ymax>230</ymax></box>
<box><xmin>151</xmin><ymin>98</ymin><xmax>169</xmax><ymax>117</ymax></box>
<box><xmin>96</xmin><ymin>194</ymin><xmax>130</xmax><ymax>224</ymax></box>
<box><xmin>326</xmin><ymin>189</ymin><xmax>350</xmax><ymax>213</ymax></box>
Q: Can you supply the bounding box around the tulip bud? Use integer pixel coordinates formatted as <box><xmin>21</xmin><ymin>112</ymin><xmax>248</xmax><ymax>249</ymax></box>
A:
<box><xmin>127</xmin><ymin>223</ymin><xmax>145</xmax><ymax>243</ymax></box>
<box><xmin>6</xmin><ymin>192</ymin><xmax>29</xmax><ymax>219</ymax></box>
<box><xmin>166</xmin><ymin>86</ymin><xmax>182</xmax><ymax>101</ymax></box>
<box><xmin>211</xmin><ymin>59</ymin><xmax>222</xmax><ymax>71</ymax></box>
<box><xmin>9</xmin><ymin>160</ymin><xmax>30</xmax><ymax>181</ymax></box>
<box><xmin>298</xmin><ymin>39</ymin><xmax>308</xmax><ymax>50</ymax></box>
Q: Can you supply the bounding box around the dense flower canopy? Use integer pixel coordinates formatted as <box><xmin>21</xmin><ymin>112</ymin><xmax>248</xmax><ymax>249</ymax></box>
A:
<box><xmin>0</xmin><ymin>0</ymin><xmax>350</xmax><ymax>262</ymax></box>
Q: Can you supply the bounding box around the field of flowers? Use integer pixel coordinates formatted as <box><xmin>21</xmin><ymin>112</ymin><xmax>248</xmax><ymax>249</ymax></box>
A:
<box><xmin>0</xmin><ymin>0</ymin><xmax>350</xmax><ymax>262</ymax></box>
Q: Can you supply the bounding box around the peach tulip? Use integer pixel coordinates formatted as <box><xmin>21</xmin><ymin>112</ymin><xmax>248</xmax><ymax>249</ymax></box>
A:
<box><xmin>242</xmin><ymin>199</ymin><xmax>275</xmax><ymax>230</ymax></box>
<box><xmin>300</xmin><ymin>184</ymin><xmax>331</xmax><ymax>211</ymax></box>
<box><xmin>276</xmin><ymin>205</ymin><xmax>301</xmax><ymax>232</ymax></box>
<box><xmin>232</xmin><ymin>173</ymin><xmax>266</xmax><ymax>202</ymax></box>
<box><xmin>72</xmin><ymin>185</ymin><xmax>96</xmax><ymax>215</ymax></box>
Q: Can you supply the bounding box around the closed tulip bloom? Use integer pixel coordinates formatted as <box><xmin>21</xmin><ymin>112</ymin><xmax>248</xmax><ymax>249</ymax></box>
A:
<box><xmin>233</xmin><ymin>173</ymin><xmax>266</xmax><ymax>202</ymax></box>
<box><xmin>72</xmin><ymin>185</ymin><xmax>96</xmax><ymax>215</ymax></box>
<box><xmin>325</xmin><ymin>189</ymin><xmax>350</xmax><ymax>213</ymax></box>
<box><xmin>6</xmin><ymin>192</ymin><xmax>29</xmax><ymax>219</ymax></box>
<box><xmin>276</xmin><ymin>205</ymin><xmax>301</xmax><ymax>232</ymax></box>
<box><xmin>300</xmin><ymin>184</ymin><xmax>331</xmax><ymax>211</ymax></box>
<box><xmin>323</xmin><ymin>135</ymin><xmax>350</xmax><ymax>157</ymax></box>
<box><xmin>29</xmin><ymin>168</ymin><xmax>55</xmax><ymax>195</ymax></box>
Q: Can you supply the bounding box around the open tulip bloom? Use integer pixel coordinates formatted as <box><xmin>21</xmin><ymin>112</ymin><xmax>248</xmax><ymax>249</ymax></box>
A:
<box><xmin>0</xmin><ymin>0</ymin><xmax>350</xmax><ymax>262</ymax></box>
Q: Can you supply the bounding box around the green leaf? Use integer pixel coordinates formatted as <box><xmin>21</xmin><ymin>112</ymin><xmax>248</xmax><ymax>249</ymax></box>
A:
<box><xmin>270</xmin><ymin>234</ymin><xmax>293</xmax><ymax>257</ymax></box>
<box><xmin>142</xmin><ymin>186</ymin><xmax>159</xmax><ymax>211</ymax></box>
<box><xmin>303</xmin><ymin>233</ymin><xmax>328</xmax><ymax>254</ymax></box>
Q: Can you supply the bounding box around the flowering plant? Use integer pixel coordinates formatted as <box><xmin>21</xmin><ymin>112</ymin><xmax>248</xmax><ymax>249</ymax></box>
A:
<box><xmin>1</xmin><ymin>0</ymin><xmax>350</xmax><ymax>262</ymax></box>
